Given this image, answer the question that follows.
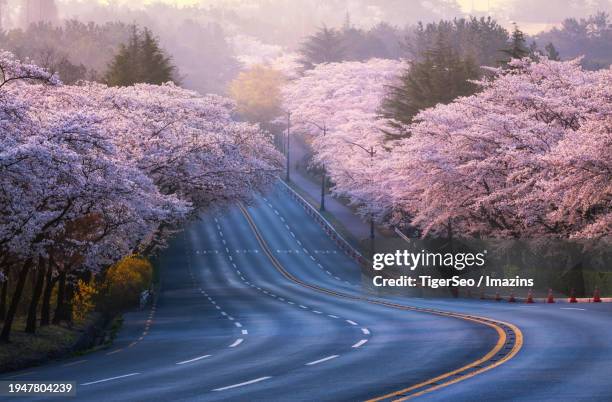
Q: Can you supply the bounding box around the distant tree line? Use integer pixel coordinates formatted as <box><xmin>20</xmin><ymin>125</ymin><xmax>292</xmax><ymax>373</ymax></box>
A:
<box><xmin>0</xmin><ymin>20</ymin><xmax>131</xmax><ymax>84</ymax></box>
<box><xmin>535</xmin><ymin>11</ymin><xmax>612</xmax><ymax>70</ymax></box>
<box><xmin>298</xmin><ymin>16</ymin><xmax>575</xmax><ymax>139</ymax></box>
<box><xmin>0</xmin><ymin>18</ymin><xmax>239</xmax><ymax>93</ymax></box>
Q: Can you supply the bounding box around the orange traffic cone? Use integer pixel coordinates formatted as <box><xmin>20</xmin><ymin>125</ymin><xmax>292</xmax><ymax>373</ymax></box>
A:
<box><xmin>546</xmin><ymin>288</ymin><xmax>555</xmax><ymax>303</ymax></box>
<box><xmin>593</xmin><ymin>287</ymin><xmax>602</xmax><ymax>303</ymax></box>
<box><xmin>508</xmin><ymin>291</ymin><xmax>516</xmax><ymax>303</ymax></box>
<box><xmin>569</xmin><ymin>288</ymin><xmax>577</xmax><ymax>303</ymax></box>
<box><xmin>526</xmin><ymin>289</ymin><xmax>534</xmax><ymax>303</ymax></box>
<box><xmin>495</xmin><ymin>291</ymin><xmax>501</xmax><ymax>302</ymax></box>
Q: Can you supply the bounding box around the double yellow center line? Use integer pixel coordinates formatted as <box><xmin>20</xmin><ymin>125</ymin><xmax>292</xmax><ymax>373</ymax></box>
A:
<box><xmin>239</xmin><ymin>204</ymin><xmax>523</xmax><ymax>401</ymax></box>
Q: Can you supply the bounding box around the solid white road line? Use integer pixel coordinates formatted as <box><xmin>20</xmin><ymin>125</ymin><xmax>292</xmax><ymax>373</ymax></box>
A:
<box><xmin>306</xmin><ymin>355</ymin><xmax>339</xmax><ymax>366</ymax></box>
<box><xmin>81</xmin><ymin>373</ymin><xmax>140</xmax><ymax>386</ymax></box>
<box><xmin>229</xmin><ymin>338</ymin><xmax>244</xmax><ymax>348</ymax></box>
<box><xmin>346</xmin><ymin>319</ymin><xmax>358</xmax><ymax>326</ymax></box>
<box><xmin>213</xmin><ymin>376</ymin><xmax>272</xmax><ymax>391</ymax></box>
<box><xmin>352</xmin><ymin>339</ymin><xmax>368</xmax><ymax>348</ymax></box>
<box><xmin>176</xmin><ymin>355</ymin><xmax>211</xmax><ymax>365</ymax></box>
<box><xmin>361</xmin><ymin>328</ymin><xmax>370</xmax><ymax>335</ymax></box>
<box><xmin>561</xmin><ymin>307</ymin><xmax>586</xmax><ymax>310</ymax></box>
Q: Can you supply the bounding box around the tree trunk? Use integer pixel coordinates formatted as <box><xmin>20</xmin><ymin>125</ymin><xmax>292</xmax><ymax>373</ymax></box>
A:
<box><xmin>1</xmin><ymin>259</ymin><xmax>32</xmax><ymax>342</ymax></box>
<box><xmin>0</xmin><ymin>268</ymin><xmax>8</xmax><ymax>321</ymax></box>
<box><xmin>52</xmin><ymin>271</ymin><xmax>66</xmax><ymax>325</ymax></box>
<box><xmin>40</xmin><ymin>262</ymin><xmax>55</xmax><ymax>326</ymax></box>
<box><xmin>25</xmin><ymin>258</ymin><xmax>46</xmax><ymax>333</ymax></box>
<box><xmin>65</xmin><ymin>282</ymin><xmax>74</xmax><ymax>326</ymax></box>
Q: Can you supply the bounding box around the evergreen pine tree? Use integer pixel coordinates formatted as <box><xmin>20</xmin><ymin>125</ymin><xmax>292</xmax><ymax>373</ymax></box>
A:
<box><xmin>139</xmin><ymin>28</ymin><xmax>176</xmax><ymax>85</ymax></box>
<box><xmin>105</xmin><ymin>25</ymin><xmax>176</xmax><ymax>87</ymax></box>
<box><xmin>500</xmin><ymin>23</ymin><xmax>530</xmax><ymax>65</ymax></box>
<box><xmin>545</xmin><ymin>42</ymin><xmax>561</xmax><ymax>60</ymax></box>
<box><xmin>380</xmin><ymin>34</ymin><xmax>480</xmax><ymax>139</ymax></box>
<box><xmin>299</xmin><ymin>26</ymin><xmax>345</xmax><ymax>69</ymax></box>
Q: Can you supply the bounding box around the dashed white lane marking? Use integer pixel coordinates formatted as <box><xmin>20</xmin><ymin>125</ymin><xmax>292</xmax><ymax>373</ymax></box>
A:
<box><xmin>297</xmin><ymin>240</ymin><xmax>302</xmax><ymax>246</ymax></box>
<box><xmin>352</xmin><ymin>339</ymin><xmax>368</xmax><ymax>348</ymax></box>
<box><xmin>346</xmin><ymin>320</ymin><xmax>358</xmax><ymax>326</ymax></box>
<box><xmin>274</xmin><ymin>209</ymin><xmax>279</xmax><ymax>215</ymax></box>
<box><xmin>278</xmin><ymin>297</ymin><xmax>285</xmax><ymax>301</ymax></box>
<box><xmin>560</xmin><ymin>307</ymin><xmax>586</xmax><ymax>311</ymax></box>
<box><xmin>306</xmin><ymin>355</ymin><xmax>339</xmax><ymax>366</ymax></box>
<box><xmin>81</xmin><ymin>373</ymin><xmax>140</xmax><ymax>386</ymax></box>
<box><xmin>221</xmin><ymin>312</ymin><xmax>227</xmax><ymax>316</ymax></box>
<box><xmin>222</xmin><ymin>239</ymin><xmax>226</xmax><ymax>245</ymax></box>
<box><xmin>361</xmin><ymin>328</ymin><xmax>370</xmax><ymax>335</ymax></box>
<box><xmin>302</xmin><ymin>248</ymin><xmax>308</xmax><ymax>253</ymax></box>
<box><xmin>176</xmin><ymin>354</ymin><xmax>211</xmax><ymax>365</ymax></box>
<box><xmin>290</xmin><ymin>232</ymin><xmax>296</xmax><ymax>238</ymax></box>
<box><xmin>242</xmin><ymin>329</ymin><xmax>248</xmax><ymax>335</ymax></box>
<box><xmin>317</xmin><ymin>263</ymin><xmax>323</xmax><ymax>268</ymax></box>
<box><xmin>299</xmin><ymin>305</ymin><xmax>308</xmax><ymax>309</ymax></box>
<box><xmin>225</xmin><ymin>247</ymin><xmax>230</xmax><ymax>253</ymax></box>
<box><xmin>326</xmin><ymin>271</ymin><xmax>332</xmax><ymax>276</ymax></box>
<box><xmin>310</xmin><ymin>256</ymin><xmax>316</xmax><ymax>261</ymax></box>
<box><xmin>235</xmin><ymin>322</ymin><xmax>242</xmax><ymax>328</ymax></box>
<box><xmin>334</xmin><ymin>276</ymin><xmax>341</xmax><ymax>281</ymax></box>
<box><xmin>228</xmin><ymin>316</ymin><xmax>234</xmax><ymax>320</ymax></box>
<box><xmin>213</xmin><ymin>376</ymin><xmax>272</xmax><ymax>392</ymax></box>
<box><xmin>229</xmin><ymin>338</ymin><xmax>244</xmax><ymax>348</ymax></box>
<box><xmin>312</xmin><ymin>310</ymin><xmax>322</xmax><ymax>314</ymax></box>
<box><xmin>288</xmin><ymin>301</ymin><xmax>295</xmax><ymax>305</ymax></box>
<box><xmin>215</xmin><ymin>306</ymin><xmax>221</xmax><ymax>310</ymax></box>
<box><xmin>328</xmin><ymin>315</ymin><xmax>339</xmax><ymax>319</ymax></box>
<box><xmin>229</xmin><ymin>256</ymin><xmax>233</xmax><ymax>261</ymax></box>
<box><xmin>285</xmin><ymin>224</ymin><xmax>290</xmax><ymax>230</ymax></box>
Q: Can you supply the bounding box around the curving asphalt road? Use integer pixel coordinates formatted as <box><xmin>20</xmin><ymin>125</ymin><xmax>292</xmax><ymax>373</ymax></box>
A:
<box><xmin>4</xmin><ymin>184</ymin><xmax>612</xmax><ymax>401</ymax></box>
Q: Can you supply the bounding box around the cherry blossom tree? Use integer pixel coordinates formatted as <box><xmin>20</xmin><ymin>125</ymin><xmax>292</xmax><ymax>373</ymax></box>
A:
<box><xmin>0</xmin><ymin>50</ymin><xmax>282</xmax><ymax>340</ymax></box>
<box><xmin>281</xmin><ymin>59</ymin><xmax>404</xmax><ymax>220</ymax></box>
<box><xmin>381</xmin><ymin>57</ymin><xmax>611</xmax><ymax>240</ymax></box>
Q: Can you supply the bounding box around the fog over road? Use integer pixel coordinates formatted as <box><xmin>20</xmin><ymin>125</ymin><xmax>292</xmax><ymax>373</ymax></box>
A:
<box><xmin>6</xmin><ymin>184</ymin><xmax>612</xmax><ymax>401</ymax></box>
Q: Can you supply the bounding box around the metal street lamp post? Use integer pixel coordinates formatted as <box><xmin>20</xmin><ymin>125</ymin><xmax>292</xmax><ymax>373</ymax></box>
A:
<box><xmin>343</xmin><ymin>139</ymin><xmax>376</xmax><ymax>258</ymax></box>
<box><xmin>286</xmin><ymin>111</ymin><xmax>291</xmax><ymax>182</ymax></box>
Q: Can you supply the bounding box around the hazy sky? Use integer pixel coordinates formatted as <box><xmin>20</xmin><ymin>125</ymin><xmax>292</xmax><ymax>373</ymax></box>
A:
<box><xmin>76</xmin><ymin>0</ymin><xmax>611</xmax><ymax>34</ymax></box>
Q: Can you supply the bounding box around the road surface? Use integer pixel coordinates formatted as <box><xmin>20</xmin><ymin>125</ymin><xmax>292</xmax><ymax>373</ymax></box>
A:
<box><xmin>4</xmin><ymin>184</ymin><xmax>612</xmax><ymax>401</ymax></box>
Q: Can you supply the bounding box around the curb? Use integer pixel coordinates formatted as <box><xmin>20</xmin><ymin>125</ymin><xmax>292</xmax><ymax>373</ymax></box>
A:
<box><xmin>467</xmin><ymin>291</ymin><xmax>611</xmax><ymax>303</ymax></box>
